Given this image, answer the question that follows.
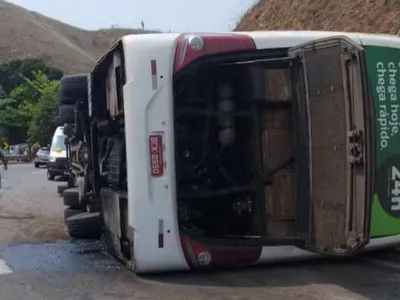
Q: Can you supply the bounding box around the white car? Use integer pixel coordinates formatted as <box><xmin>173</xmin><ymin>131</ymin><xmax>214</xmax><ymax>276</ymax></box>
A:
<box><xmin>34</xmin><ymin>147</ymin><xmax>50</xmax><ymax>168</ymax></box>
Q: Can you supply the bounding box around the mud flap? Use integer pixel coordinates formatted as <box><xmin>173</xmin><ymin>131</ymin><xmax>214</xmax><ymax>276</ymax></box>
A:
<box><xmin>289</xmin><ymin>36</ymin><xmax>372</xmax><ymax>255</ymax></box>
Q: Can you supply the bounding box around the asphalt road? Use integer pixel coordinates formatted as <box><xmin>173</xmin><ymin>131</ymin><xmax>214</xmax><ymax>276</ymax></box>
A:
<box><xmin>1</xmin><ymin>164</ymin><xmax>400</xmax><ymax>299</ymax></box>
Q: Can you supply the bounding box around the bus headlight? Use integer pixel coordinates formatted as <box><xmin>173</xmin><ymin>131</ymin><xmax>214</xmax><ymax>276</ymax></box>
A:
<box><xmin>197</xmin><ymin>251</ymin><xmax>212</xmax><ymax>266</ymax></box>
<box><xmin>188</xmin><ymin>35</ymin><xmax>204</xmax><ymax>51</ymax></box>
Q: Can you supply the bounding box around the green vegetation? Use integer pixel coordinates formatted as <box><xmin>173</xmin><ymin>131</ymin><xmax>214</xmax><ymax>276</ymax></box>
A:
<box><xmin>0</xmin><ymin>59</ymin><xmax>63</xmax><ymax>146</ymax></box>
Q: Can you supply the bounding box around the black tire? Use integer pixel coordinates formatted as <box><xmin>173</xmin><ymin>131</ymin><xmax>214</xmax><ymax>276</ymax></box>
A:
<box><xmin>64</xmin><ymin>207</ymin><xmax>83</xmax><ymax>224</ymax></box>
<box><xmin>47</xmin><ymin>170</ymin><xmax>55</xmax><ymax>181</ymax></box>
<box><xmin>59</xmin><ymin>74</ymin><xmax>88</xmax><ymax>99</ymax></box>
<box><xmin>59</xmin><ymin>104</ymin><xmax>75</xmax><ymax>124</ymax></box>
<box><xmin>66</xmin><ymin>212</ymin><xmax>101</xmax><ymax>239</ymax></box>
<box><xmin>34</xmin><ymin>163</ymin><xmax>39</xmax><ymax>168</ymax></box>
<box><xmin>57</xmin><ymin>184</ymin><xmax>69</xmax><ymax>195</ymax></box>
<box><xmin>59</xmin><ymin>96</ymin><xmax>76</xmax><ymax>105</ymax></box>
<box><xmin>63</xmin><ymin>187</ymin><xmax>80</xmax><ymax>208</ymax></box>
<box><xmin>60</xmin><ymin>96</ymin><xmax>87</xmax><ymax>106</ymax></box>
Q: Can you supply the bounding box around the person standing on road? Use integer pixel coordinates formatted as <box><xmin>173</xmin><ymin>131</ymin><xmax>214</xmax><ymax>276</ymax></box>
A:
<box><xmin>0</xmin><ymin>146</ymin><xmax>8</xmax><ymax>170</ymax></box>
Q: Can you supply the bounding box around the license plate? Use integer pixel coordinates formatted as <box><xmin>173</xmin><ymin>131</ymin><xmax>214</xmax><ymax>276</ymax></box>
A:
<box><xmin>149</xmin><ymin>134</ymin><xmax>164</xmax><ymax>177</ymax></box>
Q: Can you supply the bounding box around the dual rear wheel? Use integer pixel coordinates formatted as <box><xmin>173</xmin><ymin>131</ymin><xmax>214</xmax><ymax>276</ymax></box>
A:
<box><xmin>58</xmin><ymin>75</ymin><xmax>99</xmax><ymax>239</ymax></box>
<box><xmin>62</xmin><ymin>188</ymin><xmax>101</xmax><ymax>239</ymax></box>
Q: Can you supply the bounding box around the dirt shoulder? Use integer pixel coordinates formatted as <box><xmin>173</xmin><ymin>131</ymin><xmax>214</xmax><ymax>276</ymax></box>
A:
<box><xmin>0</xmin><ymin>164</ymin><xmax>67</xmax><ymax>243</ymax></box>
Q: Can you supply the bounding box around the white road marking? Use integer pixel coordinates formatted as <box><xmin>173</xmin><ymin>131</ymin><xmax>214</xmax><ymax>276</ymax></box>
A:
<box><xmin>32</xmin><ymin>170</ymin><xmax>45</xmax><ymax>174</ymax></box>
<box><xmin>0</xmin><ymin>259</ymin><xmax>12</xmax><ymax>275</ymax></box>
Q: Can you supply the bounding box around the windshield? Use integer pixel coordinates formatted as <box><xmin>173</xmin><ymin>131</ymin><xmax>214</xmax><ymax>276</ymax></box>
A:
<box><xmin>51</xmin><ymin>135</ymin><xmax>66</xmax><ymax>151</ymax></box>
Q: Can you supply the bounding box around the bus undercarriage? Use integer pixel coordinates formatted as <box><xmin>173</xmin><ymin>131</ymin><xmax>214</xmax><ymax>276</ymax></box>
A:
<box><xmin>174</xmin><ymin>51</ymin><xmax>299</xmax><ymax>246</ymax></box>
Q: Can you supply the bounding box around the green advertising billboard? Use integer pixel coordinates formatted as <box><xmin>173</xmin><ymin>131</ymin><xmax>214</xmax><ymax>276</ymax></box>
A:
<box><xmin>365</xmin><ymin>46</ymin><xmax>400</xmax><ymax>237</ymax></box>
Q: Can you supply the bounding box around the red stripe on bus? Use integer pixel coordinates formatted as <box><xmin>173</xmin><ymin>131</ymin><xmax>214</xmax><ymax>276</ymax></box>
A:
<box><xmin>158</xmin><ymin>234</ymin><xmax>164</xmax><ymax>248</ymax></box>
<box><xmin>151</xmin><ymin>60</ymin><xmax>157</xmax><ymax>75</ymax></box>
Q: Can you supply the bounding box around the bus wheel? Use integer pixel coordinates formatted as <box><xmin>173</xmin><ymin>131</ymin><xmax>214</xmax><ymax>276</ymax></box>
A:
<box><xmin>63</xmin><ymin>188</ymin><xmax>80</xmax><ymax>208</ymax></box>
<box><xmin>47</xmin><ymin>170</ymin><xmax>55</xmax><ymax>181</ymax></box>
<box><xmin>59</xmin><ymin>104</ymin><xmax>75</xmax><ymax>124</ymax></box>
<box><xmin>59</xmin><ymin>74</ymin><xmax>88</xmax><ymax>100</ymax></box>
<box><xmin>66</xmin><ymin>212</ymin><xmax>101</xmax><ymax>239</ymax></box>
<box><xmin>57</xmin><ymin>184</ymin><xmax>69</xmax><ymax>195</ymax></box>
<box><xmin>64</xmin><ymin>207</ymin><xmax>83</xmax><ymax>224</ymax></box>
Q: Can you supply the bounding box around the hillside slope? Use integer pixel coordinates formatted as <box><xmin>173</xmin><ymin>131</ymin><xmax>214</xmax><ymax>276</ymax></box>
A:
<box><xmin>0</xmin><ymin>0</ymin><xmax>155</xmax><ymax>73</ymax></box>
<box><xmin>235</xmin><ymin>0</ymin><xmax>400</xmax><ymax>34</ymax></box>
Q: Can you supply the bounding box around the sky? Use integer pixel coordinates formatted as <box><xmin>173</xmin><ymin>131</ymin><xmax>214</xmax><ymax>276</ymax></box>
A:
<box><xmin>8</xmin><ymin>0</ymin><xmax>258</xmax><ymax>32</ymax></box>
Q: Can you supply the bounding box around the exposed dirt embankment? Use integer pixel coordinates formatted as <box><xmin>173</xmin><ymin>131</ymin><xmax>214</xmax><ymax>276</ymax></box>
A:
<box><xmin>235</xmin><ymin>0</ymin><xmax>400</xmax><ymax>34</ymax></box>
<box><xmin>0</xmin><ymin>0</ymin><xmax>157</xmax><ymax>73</ymax></box>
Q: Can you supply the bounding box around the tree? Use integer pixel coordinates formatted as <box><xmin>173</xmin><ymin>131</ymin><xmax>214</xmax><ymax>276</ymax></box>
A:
<box><xmin>0</xmin><ymin>71</ymin><xmax>60</xmax><ymax>145</ymax></box>
<box><xmin>26</xmin><ymin>72</ymin><xmax>60</xmax><ymax>145</ymax></box>
<box><xmin>0</xmin><ymin>98</ymin><xmax>26</xmax><ymax>143</ymax></box>
<box><xmin>0</xmin><ymin>59</ymin><xmax>63</xmax><ymax>95</ymax></box>
<box><xmin>0</xmin><ymin>59</ymin><xmax>63</xmax><ymax>144</ymax></box>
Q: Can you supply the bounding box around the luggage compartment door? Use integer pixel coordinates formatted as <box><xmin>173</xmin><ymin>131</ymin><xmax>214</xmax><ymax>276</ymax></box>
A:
<box><xmin>289</xmin><ymin>36</ymin><xmax>372</xmax><ymax>255</ymax></box>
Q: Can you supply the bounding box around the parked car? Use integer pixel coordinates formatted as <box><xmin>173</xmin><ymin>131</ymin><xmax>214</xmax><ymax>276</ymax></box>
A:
<box><xmin>34</xmin><ymin>147</ymin><xmax>50</xmax><ymax>168</ymax></box>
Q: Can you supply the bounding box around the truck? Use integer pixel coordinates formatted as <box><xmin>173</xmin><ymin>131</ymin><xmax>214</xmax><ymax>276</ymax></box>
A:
<box><xmin>57</xmin><ymin>30</ymin><xmax>400</xmax><ymax>273</ymax></box>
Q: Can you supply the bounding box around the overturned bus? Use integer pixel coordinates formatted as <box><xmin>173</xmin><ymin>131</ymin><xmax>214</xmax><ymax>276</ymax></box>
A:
<box><xmin>58</xmin><ymin>30</ymin><xmax>400</xmax><ymax>273</ymax></box>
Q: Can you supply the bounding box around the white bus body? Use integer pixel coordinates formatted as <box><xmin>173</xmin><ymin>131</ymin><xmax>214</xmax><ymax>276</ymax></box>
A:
<box><xmin>86</xmin><ymin>31</ymin><xmax>400</xmax><ymax>273</ymax></box>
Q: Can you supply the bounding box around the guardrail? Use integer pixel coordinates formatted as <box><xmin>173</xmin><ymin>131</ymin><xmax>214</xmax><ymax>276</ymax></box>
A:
<box><xmin>5</xmin><ymin>154</ymin><xmax>31</xmax><ymax>162</ymax></box>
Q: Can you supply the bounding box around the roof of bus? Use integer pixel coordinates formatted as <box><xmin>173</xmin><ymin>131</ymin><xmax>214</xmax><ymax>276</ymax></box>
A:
<box><xmin>119</xmin><ymin>30</ymin><xmax>400</xmax><ymax>50</ymax></box>
<box><xmin>92</xmin><ymin>30</ymin><xmax>400</xmax><ymax>71</ymax></box>
<box><xmin>243</xmin><ymin>30</ymin><xmax>400</xmax><ymax>48</ymax></box>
